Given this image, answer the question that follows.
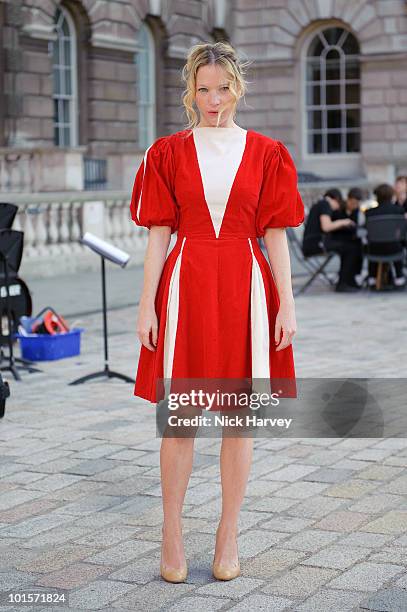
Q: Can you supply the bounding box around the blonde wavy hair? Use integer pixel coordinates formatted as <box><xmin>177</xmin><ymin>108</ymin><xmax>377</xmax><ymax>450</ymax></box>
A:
<box><xmin>181</xmin><ymin>41</ymin><xmax>251</xmax><ymax>131</ymax></box>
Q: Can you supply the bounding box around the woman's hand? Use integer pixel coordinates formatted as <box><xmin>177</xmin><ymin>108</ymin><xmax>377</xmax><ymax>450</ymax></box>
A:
<box><xmin>275</xmin><ymin>300</ymin><xmax>297</xmax><ymax>351</ymax></box>
<box><xmin>136</xmin><ymin>300</ymin><xmax>158</xmax><ymax>351</ymax></box>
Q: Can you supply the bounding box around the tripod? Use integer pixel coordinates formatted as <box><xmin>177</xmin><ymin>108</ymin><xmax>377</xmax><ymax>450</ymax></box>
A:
<box><xmin>69</xmin><ymin>255</ymin><xmax>133</xmax><ymax>385</ymax></box>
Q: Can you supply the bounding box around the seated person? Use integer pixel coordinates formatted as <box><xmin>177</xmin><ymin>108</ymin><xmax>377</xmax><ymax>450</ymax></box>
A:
<box><xmin>302</xmin><ymin>188</ymin><xmax>363</xmax><ymax>292</ymax></box>
<box><xmin>331</xmin><ymin>187</ymin><xmax>365</xmax><ymax>241</ymax></box>
<box><xmin>394</xmin><ymin>175</ymin><xmax>407</xmax><ymax>214</ymax></box>
<box><xmin>365</xmin><ymin>183</ymin><xmax>406</xmax><ymax>288</ymax></box>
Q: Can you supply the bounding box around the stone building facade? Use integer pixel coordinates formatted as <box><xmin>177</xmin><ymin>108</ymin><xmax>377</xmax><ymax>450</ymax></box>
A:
<box><xmin>1</xmin><ymin>0</ymin><xmax>406</xmax><ymax>194</ymax></box>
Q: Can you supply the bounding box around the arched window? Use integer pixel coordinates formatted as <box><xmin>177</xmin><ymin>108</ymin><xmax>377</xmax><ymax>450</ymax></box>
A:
<box><xmin>136</xmin><ymin>22</ymin><xmax>156</xmax><ymax>149</ymax></box>
<box><xmin>52</xmin><ymin>6</ymin><xmax>78</xmax><ymax>147</ymax></box>
<box><xmin>305</xmin><ymin>27</ymin><xmax>360</xmax><ymax>155</ymax></box>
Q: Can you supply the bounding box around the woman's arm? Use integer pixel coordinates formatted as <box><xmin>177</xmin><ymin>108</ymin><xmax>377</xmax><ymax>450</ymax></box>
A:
<box><xmin>263</xmin><ymin>227</ymin><xmax>296</xmax><ymax>352</ymax></box>
<box><xmin>136</xmin><ymin>226</ymin><xmax>172</xmax><ymax>351</ymax></box>
<box><xmin>320</xmin><ymin>215</ymin><xmax>355</xmax><ymax>233</ymax></box>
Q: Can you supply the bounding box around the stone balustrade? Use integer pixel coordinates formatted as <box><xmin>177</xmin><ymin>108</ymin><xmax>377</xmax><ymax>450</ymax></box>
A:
<box><xmin>2</xmin><ymin>180</ymin><xmax>370</xmax><ymax>279</ymax></box>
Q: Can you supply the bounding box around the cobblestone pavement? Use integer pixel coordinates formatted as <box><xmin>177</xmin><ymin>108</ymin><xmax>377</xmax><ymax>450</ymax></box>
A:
<box><xmin>1</xmin><ymin>267</ymin><xmax>406</xmax><ymax>611</ymax></box>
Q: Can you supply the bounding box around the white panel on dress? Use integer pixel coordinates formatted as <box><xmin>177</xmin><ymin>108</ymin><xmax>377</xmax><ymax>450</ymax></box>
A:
<box><xmin>163</xmin><ymin>237</ymin><xmax>186</xmax><ymax>389</ymax></box>
<box><xmin>248</xmin><ymin>238</ymin><xmax>272</xmax><ymax>396</ymax></box>
<box><xmin>193</xmin><ymin>127</ymin><xmax>247</xmax><ymax>238</ymax></box>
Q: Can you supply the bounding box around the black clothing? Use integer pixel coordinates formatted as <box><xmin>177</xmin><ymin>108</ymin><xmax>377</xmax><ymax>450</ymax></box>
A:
<box><xmin>302</xmin><ymin>198</ymin><xmax>363</xmax><ymax>286</ymax></box>
<box><xmin>365</xmin><ymin>201</ymin><xmax>406</xmax><ymax>279</ymax></box>
<box><xmin>331</xmin><ymin>208</ymin><xmax>359</xmax><ymax>243</ymax></box>
<box><xmin>395</xmin><ymin>196</ymin><xmax>407</xmax><ymax>214</ymax></box>
<box><xmin>323</xmin><ymin>235</ymin><xmax>363</xmax><ymax>285</ymax></box>
<box><xmin>302</xmin><ymin>199</ymin><xmax>332</xmax><ymax>256</ymax></box>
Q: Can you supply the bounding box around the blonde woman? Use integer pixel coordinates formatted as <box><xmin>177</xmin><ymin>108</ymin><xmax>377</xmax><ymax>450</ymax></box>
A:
<box><xmin>130</xmin><ymin>42</ymin><xmax>304</xmax><ymax>583</ymax></box>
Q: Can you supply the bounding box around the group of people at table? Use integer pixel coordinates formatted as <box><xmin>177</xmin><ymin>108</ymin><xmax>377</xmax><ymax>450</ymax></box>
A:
<box><xmin>301</xmin><ymin>176</ymin><xmax>407</xmax><ymax>292</ymax></box>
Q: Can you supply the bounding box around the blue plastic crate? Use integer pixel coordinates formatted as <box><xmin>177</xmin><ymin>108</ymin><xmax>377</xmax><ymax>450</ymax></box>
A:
<box><xmin>14</xmin><ymin>328</ymin><xmax>84</xmax><ymax>361</ymax></box>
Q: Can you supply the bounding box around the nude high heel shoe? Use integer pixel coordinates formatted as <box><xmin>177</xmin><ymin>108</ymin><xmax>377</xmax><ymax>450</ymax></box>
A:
<box><xmin>212</xmin><ymin>533</ymin><xmax>240</xmax><ymax>581</ymax></box>
<box><xmin>212</xmin><ymin>559</ymin><xmax>240</xmax><ymax>581</ymax></box>
<box><xmin>160</xmin><ymin>529</ymin><xmax>188</xmax><ymax>583</ymax></box>
<box><xmin>160</xmin><ymin>560</ymin><xmax>188</xmax><ymax>583</ymax></box>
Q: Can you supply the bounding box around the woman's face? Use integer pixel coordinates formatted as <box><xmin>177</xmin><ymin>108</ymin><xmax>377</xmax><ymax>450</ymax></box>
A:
<box><xmin>194</xmin><ymin>64</ymin><xmax>236</xmax><ymax>127</ymax></box>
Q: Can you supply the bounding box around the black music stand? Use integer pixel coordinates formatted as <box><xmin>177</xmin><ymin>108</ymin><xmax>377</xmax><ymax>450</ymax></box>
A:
<box><xmin>69</xmin><ymin>233</ymin><xmax>133</xmax><ymax>385</ymax></box>
<box><xmin>0</xmin><ymin>230</ymin><xmax>41</xmax><ymax>380</ymax></box>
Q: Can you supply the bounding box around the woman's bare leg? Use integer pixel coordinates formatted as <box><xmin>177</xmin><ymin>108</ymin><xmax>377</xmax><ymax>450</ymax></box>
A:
<box><xmin>214</xmin><ymin>435</ymin><xmax>254</xmax><ymax>565</ymax></box>
<box><xmin>160</xmin><ymin>405</ymin><xmax>199</xmax><ymax>569</ymax></box>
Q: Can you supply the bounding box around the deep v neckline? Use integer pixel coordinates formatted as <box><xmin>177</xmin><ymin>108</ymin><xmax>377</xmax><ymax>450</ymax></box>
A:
<box><xmin>191</xmin><ymin>128</ymin><xmax>251</xmax><ymax>238</ymax></box>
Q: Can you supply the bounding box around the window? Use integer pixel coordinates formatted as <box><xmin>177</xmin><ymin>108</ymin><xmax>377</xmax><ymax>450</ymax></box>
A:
<box><xmin>305</xmin><ymin>27</ymin><xmax>360</xmax><ymax>155</ymax></box>
<box><xmin>136</xmin><ymin>22</ymin><xmax>156</xmax><ymax>149</ymax></box>
<box><xmin>52</xmin><ymin>7</ymin><xmax>78</xmax><ymax>147</ymax></box>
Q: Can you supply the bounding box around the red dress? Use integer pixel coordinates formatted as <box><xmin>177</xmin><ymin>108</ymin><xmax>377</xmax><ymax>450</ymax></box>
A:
<box><xmin>130</xmin><ymin>127</ymin><xmax>305</xmax><ymax>404</ymax></box>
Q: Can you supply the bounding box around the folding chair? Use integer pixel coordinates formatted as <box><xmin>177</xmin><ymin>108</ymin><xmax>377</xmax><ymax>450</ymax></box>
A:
<box><xmin>286</xmin><ymin>228</ymin><xmax>337</xmax><ymax>296</ymax></box>
<box><xmin>365</xmin><ymin>215</ymin><xmax>407</xmax><ymax>290</ymax></box>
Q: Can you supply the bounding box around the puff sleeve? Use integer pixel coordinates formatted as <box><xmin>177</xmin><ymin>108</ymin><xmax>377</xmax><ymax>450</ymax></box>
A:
<box><xmin>130</xmin><ymin>136</ymin><xmax>179</xmax><ymax>234</ymax></box>
<box><xmin>255</xmin><ymin>140</ymin><xmax>305</xmax><ymax>237</ymax></box>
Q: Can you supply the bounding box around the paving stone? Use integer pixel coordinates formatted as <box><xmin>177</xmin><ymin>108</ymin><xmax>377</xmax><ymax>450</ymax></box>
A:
<box><xmin>295</xmin><ymin>588</ymin><xmax>368</xmax><ymax>611</ymax></box>
<box><xmin>0</xmin><ymin>512</ymin><xmax>77</xmax><ymax>538</ymax></box>
<box><xmin>233</xmin><ymin>529</ymin><xmax>287</xmax><ymax>558</ymax></box>
<box><xmin>285</xmin><ymin>495</ymin><xmax>344</xmax><ymax>519</ymax></box>
<box><xmin>394</xmin><ymin>534</ymin><xmax>407</xmax><ymax>546</ymax></box>
<box><xmin>283</xmin><ymin>530</ymin><xmax>342</xmax><ymax>552</ymax></box>
<box><xmin>56</xmin><ymin>494</ymin><xmax>128</xmax><ymax>516</ymax></box>
<box><xmin>360</xmin><ymin>588</ymin><xmax>407</xmax><ymax>612</ymax></box>
<box><xmin>243</xmin><ymin>548</ymin><xmax>307</xmax><ymax>578</ymax></box>
<box><xmin>84</xmin><ymin>539</ymin><xmax>160</xmax><ymax>565</ymax></box>
<box><xmin>333</xmin><ymin>459</ymin><xmax>372</xmax><ymax>470</ymax></box>
<box><xmin>262</xmin><ymin>565</ymin><xmax>338</xmax><ymax>597</ymax></box>
<box><xmin>382</xmin><ymin>476</ymin><xmax>407</xmax><ymax>495</ymax></box>
<box><xmin>300</xmin><ymin>450</ymin><xmax>348</xmax><ymax>466</ymax></box>
<box><xmin>323</xmin><ymin>480</ymin><xmax>377</xmax><ymax>499</ymax></box>
<box><xmin>244</xmin><ymin>480</ymin><xmax>285</xmax><ymax>496</ymax></box>
<box><xmin>72</xmin><ymin>525</ymin><xmax>141</xmax><ymax>547</ymax></box>
<box><xmin>1</xmin><ymin>471</ymin><xmax>48</xmax><ymax>485</ymax></box>
<box><xmin>361</xmin><ymin>511</ymin><xmax>407</xmax><ymax>534</ymax></box>
<box><xmin>0</xmin><ymin>489</ymin><xmax>45</xmax><ymax>511</ymax></box>
<box><xmin>108</xmin><ymin>555</ymin><xmax>161</xmax><ymax>584</ymax></box>
<box><xmin>0</xmin><ymin>545</ymin><xmax>40</xmax><ymax>569</ymax></box>
<box><xmin>166</xmin><ymin>595</ymin><xmax>231</xmax><ymax>611</ymax></box>
<box><xmin>357</xmin><ymin>465</ymin><xmax>404</xmax><ymax>480</ymax></box>
<box><xmin>29</xmin><ymin>474</ymin><xmax>86</xmax><ymax>492</ymax></box>
<box><xmin>43</xmin><ymin>479</ymin><xmax>107</xmax><ymax>502</ymax></box>
<box><xmin>228</xmin><ymin>593</ymin><xmax>293</xmax><ymax>611</ymax></box>
<box><xmin>0</xmin><ymin>570</ymin><xmax>37</xmax><ymax>590</ymax></box>
<box><xmin>68</xmin><ymin>579</ymin><xmax>138</xmax><ymax>609</ymax></box>
<box><xmin>395</xmin><ymin>574</ymin><xmax>407</xmax><ymax>588</ymax></box>
<box><xmin>262</xmin><ymin>464</ymin><xmax>319</xmax><ymax>482</ymax></box>
<box><xmin>194</xmin><ymin>576</ymin><xmax>264</xmax><ymax>598</ymax></box>
<box><xmin>368</xmin><ymin>547</ymin><xmax>407</xmax><ymax>564</ymax></box>
<box><xmin>111</xmin><ymin>579</ymin><xmax>196</xmax><ymax>609</ymax></box>
<box><xmin>301</xmin><ymin>545</ymin><xmax>371</xmax><ymax>569</ymax></box>
<box><xmin>314</xmin><ymin>510</ymin><xmax>370</xmax><ymax>532</ymax></box>
<box><xmin>0</xmin><ymin>498</ymin><xmax>61</xmax><ymax>523</ymax></box>
<box><xmin>21</xmin><ymin>525</ymin><xmax>90</xmax><ymax>547</ymax></box>
<box><xmin>259</xmin><ymin>516</ymin><xmax>315</xmax><ymax>533</ymax></box>
<box><xmin>325</xmin><ymin>562</ymin><xmax>404</xmax><ymax>591</ymax></box>
<box><xmin>246</xmin><ymin>497</ymin><xmax>299</xmax><ymax>513</ymax></box>
<box><xmin>349</xmin><ymin>493</ymin><xmax>405</xmax><ymax>514</ymax></box>
<box><xmin>35</xmin><ymin>562</ymin><xmax>112</xmax><ymax>589</ymax></box>
<box><xmin>17</xmin><ymin>544</ymin><xmax>101</xmax><ymax>573</ymax></box>
<box><xmin>304</xmin><ymin>467</ymin><xmax>355</xmax><ymax>483</ymax></box>
<box><xmin>273</xmin><ymin>481</ymin><xmax>329</xmax><ymax>499</ymax></box>
<box><xmin>336</xmin><ymin>532</ymin><xmax>394</xmax><ymax>548</ymax></box>
<box><xmin>352</xmin><ymin>448</ymin><xmax>394</xmax><ymax>461</ymax></box>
